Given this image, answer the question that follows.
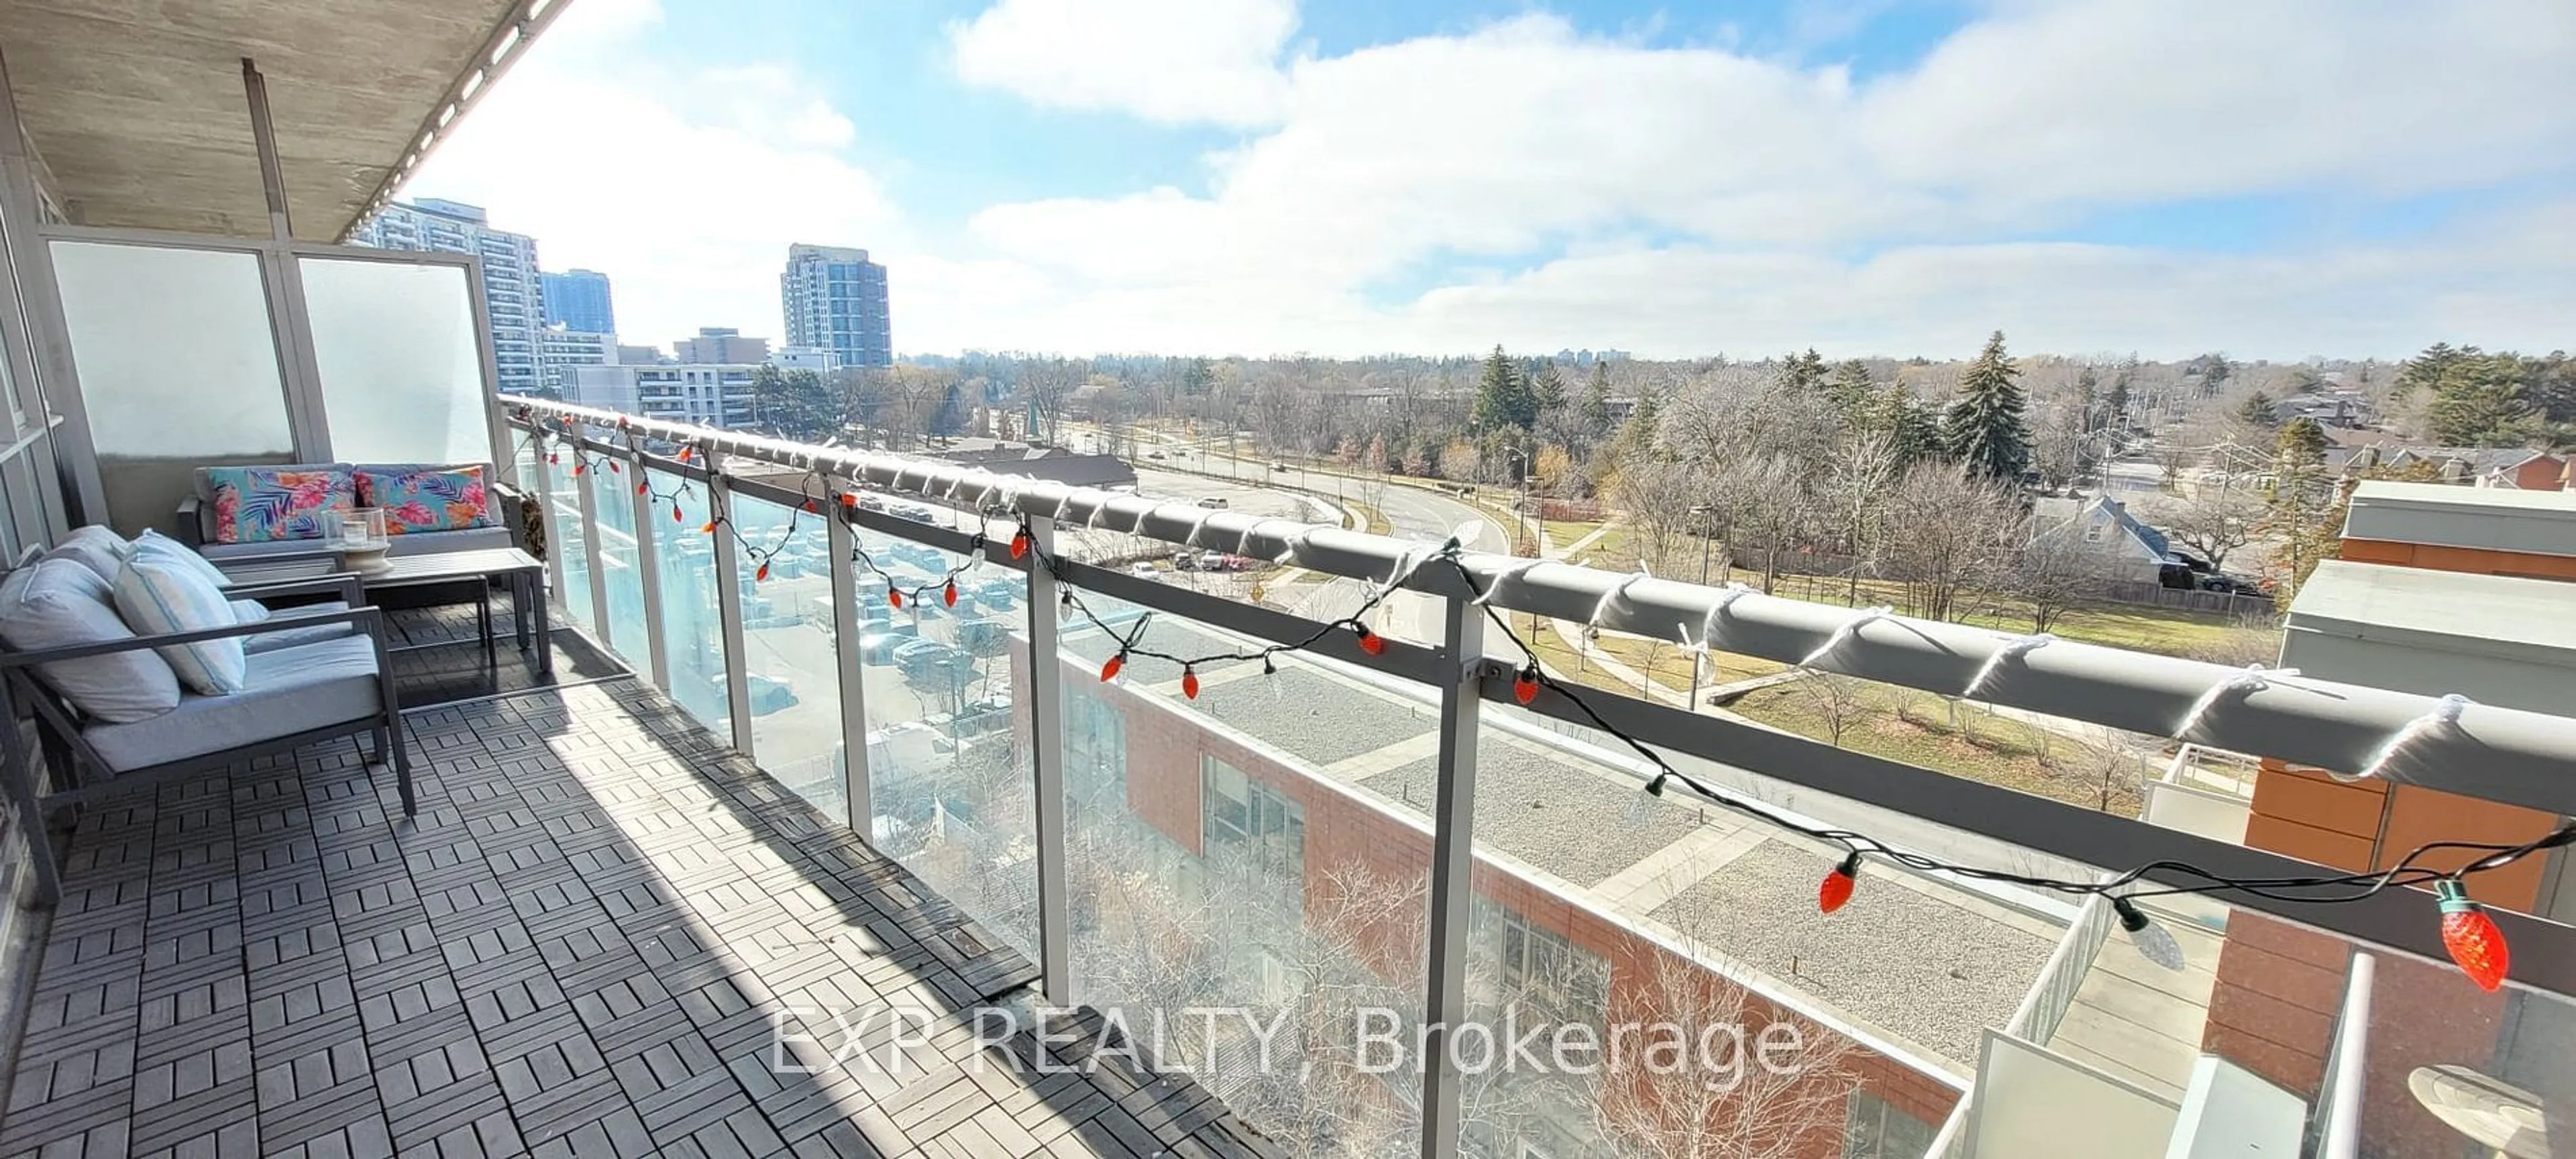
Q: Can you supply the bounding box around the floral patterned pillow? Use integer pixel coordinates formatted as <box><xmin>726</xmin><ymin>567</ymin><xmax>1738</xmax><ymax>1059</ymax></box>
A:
<box><xmin>358</xmin><ymin>467</ymin><xmax>492</xmax><ymax>535</ymax></box>
<box><xmin>205</xmin><ymin>467</ymin><xmax>357</xmax><ymax>545</ymax></box>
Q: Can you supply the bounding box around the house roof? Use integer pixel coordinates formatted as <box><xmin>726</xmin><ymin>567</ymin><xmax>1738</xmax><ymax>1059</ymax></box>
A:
<box><xmin>2037</xmin><ymin>494</ymin><xmax>2171</xmax><ymax>559</ymax></box>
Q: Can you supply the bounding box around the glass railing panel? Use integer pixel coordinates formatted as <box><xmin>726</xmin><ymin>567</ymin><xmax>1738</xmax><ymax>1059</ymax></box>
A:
<box><xmin>1447</xmin><ymin>696</ymin><xmax>1996</xmax><ymax>1158</ymax></box>
<box><xmin>543</xmin><ymin>449</ymin><xmax>593</xmax><ymax>632</ymax></box>
<box><xmin>592</xmin><ymin>457</ymin><xmax>651</xmax><ymax>673</ymax></box>
<box><xmin>851</xmin><ymin>520</ymin><xmax>1036</xmax><ymax>954</ymax></box>
<box><xmin>722</xmin><ymin>492</ymin><xmax>844</xmax><ymax>814</ymax></box>
<box><xmin>1055</xmin><ymin>588</ymin><xmax>1432</xmax><ymax>1156</ymax></box>
<box><xmin>649</xmin><ymin>468</ymin><xmax>728</xmax><ymax>732</ymax></box>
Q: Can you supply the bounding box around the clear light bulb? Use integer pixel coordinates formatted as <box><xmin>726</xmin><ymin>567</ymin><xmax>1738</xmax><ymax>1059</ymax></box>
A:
<box><xmin>2115</xmin><ymin>899</ymin><xmax>2187</xmax><ymax>971</ymax></box>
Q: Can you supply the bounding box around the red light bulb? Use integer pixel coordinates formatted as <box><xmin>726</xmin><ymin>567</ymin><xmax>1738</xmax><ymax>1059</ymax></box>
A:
<box><xmin>803</xmin><ymin>498</ymin><xmax>818</xmax><ymax>514</ymax></box>
<box><xmin>678</xmin><ymin>445</ymin><xmax>694</xmax><ymax>463</ymax></box>
<box><xmin>1356</xmin><ymin>626</ymin><xmax>1384</xmax><ymax>655</ymax></box>
<box><xmin>608</xmin><ymin>460</ymin><xmax>621</xmax><ymax>474</ymax></box>
<box><xmin>2437</xmin><ymin>880</ymin><xmax>2510</xmax><ymax>992</ymax></box>
<box><xmin>1513</xmin><ymin>667</ymin><xmax>1540</xmax><ymax>705</ymax></box>
<box><xmin>841</xmin><ymin>492</ymin><xmax>858</xmax><ymax>508</ymax></box>
<box><xmin>1819</xmin><ymin>853</ymin><xmax>1862</xmax><ymax>914</ymax></box>
<box><xmin>944</xmin><ymin>581</ymin><xmax>958</xmax><ymax>608</ymax></box>
<box><xmin>635</xmin><ymin>481</ymin><xmax>648</xmax><ymax>495</ymax></box>
<box><xmin>700</xmin><ymin>520</ymin><xmax>718</xmax><ymax>535</ymax></box>
<box><xmin>754</xmin><ymin>560</ymin><xmax>769</xmax><ymax>583</ymax></box>
<box><xmin>1010</xmin><ymin>531</ymin><xmax>1030</xmax><ymax>560</ymax></box>
<box><xmin>1101</xmin><ymin>653</ymin><xmax>1124</xmax><ymax>682</ymax></box>
<box><xmin>672</xmin><ymin>503</ymin><xmax>683</xmax><ymax>522</ymax></box>
<box><xmin>1181</xmin><ymin>666</ymin><xmax>1199</xmax><ymax>700</ymax></box>
<box><xmin>547</xmin><ymin>453</ymin><xmax>558</xmax><ymax>465</ymax></box>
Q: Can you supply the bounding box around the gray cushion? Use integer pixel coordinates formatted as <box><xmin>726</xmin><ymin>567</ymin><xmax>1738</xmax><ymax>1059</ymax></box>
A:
<box><xmin>44</xmin><ymin>525</ymin><xmax>130</xmax><ymax>586</ymax></box>
<box><xmin>242</xmin><ymin>602</ymin><xmax>356</xmax><ymax>653</ymax></box>
<box><xmin>82</xmin><ymin>634</ymin><xmax>381</xmax><ymax>773</ymax></box>
<box><xmin>133</xmin><ymin>529</ymin><xmax>237</xmax><ymax>598</ymax></box>
<box><xmin>0</xmin><ymin>558</ymin><xmax>182</xmax><ymax>723</ymax></box>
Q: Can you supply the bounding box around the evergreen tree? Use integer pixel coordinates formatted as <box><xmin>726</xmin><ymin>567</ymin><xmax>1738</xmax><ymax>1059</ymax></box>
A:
<box><xmin>1872</xmin><ymin>382</ymin><xmax>1943</xmax><ymax>467</ymax></box>
<box><xmin>930</xmin><ymin>383</ymin><xmax>969</xmax><ymax>437</ymax></box>
<box><xmin>2277</xmin><ymin>417</ymin><xmax>2328</xmax><ymax>467</ymax></box>
<box><xmin>1579</xmin><ymin>362</ymin><xmax>1613</xmax><ymax>437</ymax></box>
<box><xmin>2395</xmin><ymin>342</ymin><xmax>2467</xmax><ymax>397</ymax></box>
<box><xmin>2428</xmin><ymin>353</ymin><xmax>2536</xmax><ymax>446</ymax></box>
<box><xmin>1528</xmin><ymin>362</ymin><xmax>1568</xmax><ymax>413</ymax></box>
<box><xmin>1826</xmin><ymin>359</ymin><xmax>1874</xmax><ymax>419</ymax></box>
<box><xmin>1943</xmin><ymin>331</ymin><xmax>2032</xmax><ymax>483</ymax></box>
<box><xmin>2235</xmin><ymin>390</ymin><xmax>2279</xmax><ymax>428</ymax></box>
<box><xmin>1472</xmin><ymin>345</ymin><xmax>1538</xmax><ymax>431</ymax></box>
<box><xmin>1611</xmin><ymin>388</ymin><xmax>1661</xmax><ymax>463</ymax></box>
<box><xmin>1778</xmin><ymin>348</ymin><xmax>1828</xmax><ymax>393</ymax></box>
<box><xmin>1180</xmin><ymin>356</ymin><xmax>1217</xmax><ymax>396</ymax></box>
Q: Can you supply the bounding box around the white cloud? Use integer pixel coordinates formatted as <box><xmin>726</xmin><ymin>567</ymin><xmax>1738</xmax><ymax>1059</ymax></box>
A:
<box><xmin>419</xmin><ymin>0</ymin><xmax>2576</xmax><ymax>360</ymax></box>
<box><xmin>407</xmin><ymin>0</ymin><xmax>898</xmax><ymax>351</ymax></box>
<box><xmin>949</xmin><ymin>0</ymin><xmax>1298</xmax><ymax>127</ymax></box>
<box><xmin>934</xmin><ymin>0</ymin><xmax>2576</xmax><ymax>357</ymax></box>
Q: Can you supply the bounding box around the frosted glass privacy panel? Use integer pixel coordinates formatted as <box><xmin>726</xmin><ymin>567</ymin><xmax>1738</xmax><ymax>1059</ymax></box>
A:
<box><xmin>299</xmin><ymin>257</ymin><xmax>488</xmax><ymax>465</ymax></box>
<box><xmin>50</xmin><ymin>241</ymin><xmax>292</xmax><ymax>457</ymax></box>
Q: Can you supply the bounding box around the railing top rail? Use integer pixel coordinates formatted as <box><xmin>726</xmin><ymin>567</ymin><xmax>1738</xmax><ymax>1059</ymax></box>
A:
<box><xmin>502</xmin><ymin>396</ymin><xmax>2576</xmax><ymax>819</ymax></box>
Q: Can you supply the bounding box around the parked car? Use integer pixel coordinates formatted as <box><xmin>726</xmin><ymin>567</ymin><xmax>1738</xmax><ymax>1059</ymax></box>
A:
<box><xmin>858</xmin><ymin>624</ymin><xmax>920</xmax><ymax>663</ymax></box>
<box><xmin>949</xmin><ymin>694</ymin><xmax>1012</xmax><ymax>738</ymax></box>
<box><xmin>1128</xmin><ymin>562</ymin><xmax>1159</xmax><ymax>578</ymax></box>
<box><xmin>1145</xmin><ymin>451</ymin><xmax>1165</xmax><ymax>460</ymax></box>
<box><xmin>1195</xmin><ymin>496</ymin><xmax>1228</xmax><ymax>509</ymax></box>
<box><xmin>746</xmin><ymin>673</ymin><xmax>798</xmax><ymax>716</ymax></box>
<box><xmin>1172</xmin><ymin>549</ymin><xmax>1200</xmax><ymax>571</ymax></box>
<box><xmin>2197</xmin><ymin>573</ymin><xmax>2267</xmax><ymax>596</ymax></box>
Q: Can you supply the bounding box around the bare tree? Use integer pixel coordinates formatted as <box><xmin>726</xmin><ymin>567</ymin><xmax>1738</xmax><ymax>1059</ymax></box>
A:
<box><xmin>1611</xmin><ymin>458</ymin><xmax>1702</xmax><ymax>575</ymax></box>
<box><xmin>1733</xmin><ymin>454</ymin><xmax>1813</xmax><ymax>594</ymax></box>
<box><xmin>1793</xmin><ymin>671</ymin><xmax>1868</xmax><ymax>747</ymax></box>
<box><xmin>2070</xmin><ymin>725</ymin><xmax>2156</xmax><ymax>815</ymax></box>
<box><xmin>1018</xmin><ymin>357</ymin><xmax>1083</xmax><ymax>445</ymax></box>
<box><xmin>1817</xmin><ymin>429</ymin><xmax>1902</xmax><ymax>603</ymax></box>
<box><xmin>1878</xmin><ymin>464</ymin><xmax>2017</xmax><ymax>621</ymax></box>
<box><xmin>2135</xmin><ymin>489</ymin><xmax>2261</xmax><ymax>572</ymax></box>
<box><xmin>1998</xmin><ymin>520</ymin><xmax>2101</xmax><ymax>633</ymax></box>
<box><xmin>1593</xmin><ymin>940</ymin><xmax>1862</xmax><ymax>1159</ymax></box>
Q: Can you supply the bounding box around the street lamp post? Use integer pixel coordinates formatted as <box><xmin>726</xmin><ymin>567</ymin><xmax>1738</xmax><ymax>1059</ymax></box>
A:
<box><xmin>1688</xmin><ymin>504</ymin><xmax>1717</xmax><ymax>710</ymax></box>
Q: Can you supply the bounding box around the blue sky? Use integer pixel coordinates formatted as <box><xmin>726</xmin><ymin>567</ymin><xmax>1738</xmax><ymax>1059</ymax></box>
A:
<box><xmin>415</xmin><ymin>0</ymin><xmax>2576</xmax><ymax>359</ymax></box>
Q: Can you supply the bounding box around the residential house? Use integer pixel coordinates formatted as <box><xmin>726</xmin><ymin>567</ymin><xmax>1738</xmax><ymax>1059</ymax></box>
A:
<box><xmin>2029</xmin><ymin>494</ymin><xmax>2174</xmax><ymax>584</ymax></box>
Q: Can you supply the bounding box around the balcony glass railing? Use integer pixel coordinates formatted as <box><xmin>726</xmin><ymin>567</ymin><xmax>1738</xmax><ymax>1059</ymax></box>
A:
<box><xmin>503</xmin><ymin>400</ymin><xmax>2576</xmax><ymax>1159</ymax></box>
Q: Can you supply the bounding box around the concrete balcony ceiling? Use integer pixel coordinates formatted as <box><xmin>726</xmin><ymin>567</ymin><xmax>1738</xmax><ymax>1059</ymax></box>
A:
<box><xmin>0</xmin><ymin>0</ymin><xmax>555</xmax><ymax>241</ymax></box>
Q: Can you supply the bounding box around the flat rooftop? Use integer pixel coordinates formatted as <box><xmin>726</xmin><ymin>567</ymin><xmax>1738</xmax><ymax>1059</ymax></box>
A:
<box><xmin>2343</xmin><ymin>479</ymin><xmax>2576</xmax><ymax>557</ymax></box>
<box><xmin>2286</xmin><ymin>559</ymin><xmax>2576</xmax><ymax>712</ymax></box>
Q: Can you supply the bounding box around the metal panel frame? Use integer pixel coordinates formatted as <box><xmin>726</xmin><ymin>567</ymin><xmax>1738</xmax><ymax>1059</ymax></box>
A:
<box><xmin>0</xmin><ymin>44</ymin><xmax>103</xmax><ymax>525</ymax></box>
<box><xmin>572</xmin><ymin>429</ymin><xmax>612</xmax><ymax>649</ymax></box>
<box><xmin>1417</xmin><ymin>594</ymin><xmax>1485</xmax><ymax>1159</ymax></box>
<box><xmin>1022</xmin><ymin>514</ymin><xmax>1073</xmax><ymax>1006</ymax></box>
<box><xmin>826</xmin><ymin>504</ymin><xmax>873</xmax><ymax>837</ymax></box>
<box><xmin>706</xmin><ymin>462</ymin><xmax>757</xmax><ymax>755</ymax></box>
<box><xmin>623</xmin><ymin>429</ymin><xmax>671</xmax><ymax>690</ymax></box>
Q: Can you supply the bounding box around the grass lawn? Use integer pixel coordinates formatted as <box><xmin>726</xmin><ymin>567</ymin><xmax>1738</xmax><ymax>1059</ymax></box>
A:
<box><xmin>1728</xmin><ymin>681</ymin><xmax>2149</xmax><ymax>816</ymax></box>
<box><xmin>1756</xmin><ymin>569</ymin><xmax>2251</xmax><ymax>658</ymax></box>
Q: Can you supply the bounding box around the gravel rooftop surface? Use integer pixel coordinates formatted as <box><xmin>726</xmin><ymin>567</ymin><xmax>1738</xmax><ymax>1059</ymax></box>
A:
<box><xmin>1188</xmin><ymin>668</ymin><xmax>1440</xmax><ymax>766</ymax></box>
<box><xmin>1362</xmin><ymin>747</ymin><xmax>1703</xmax><ymax>887</ymax></box>
<box><xmin>1651</xmin><ymin>842</ymin><xmax>2051</xmax><ymax>1066</ymax></box>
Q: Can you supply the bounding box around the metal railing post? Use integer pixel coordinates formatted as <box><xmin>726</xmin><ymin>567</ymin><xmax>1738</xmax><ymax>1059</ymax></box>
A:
<box><xmin>706</xmin><ymin>462</ymin><xmax>757</xmax><ymax>755</ymax></box>
<box><xmin>624</xmin><ymin>430</ymin><xmax>672</xmax><ymax>691</ymax></box>
<box><xmin>1022</xmin><ymin>514</ymin><xmax>1073</xmax><ymax>1006</ymax></box>
<box><xmin>2313</xmin><ymin>952</ymin><xmax>2375</xmax><ymax>1159</ymax></box>
<box><xmin>526</xmin><ymin>427</ymin><xmax>569</xmax><ymax>614</ymax></box>
<box><xmin>826</xmin><ymin>503</ymin><xmax>874</xmax><ymax>838</ymax></box>
<box><xmin>572</xmin><ymin>431</ymin><xmax>612</xmax><ymax>640</ymax></box>
<box><xmin>1419</xmin><ymin>593</ymin><xmax>1485</xmax><ymax>1159</ymax></box>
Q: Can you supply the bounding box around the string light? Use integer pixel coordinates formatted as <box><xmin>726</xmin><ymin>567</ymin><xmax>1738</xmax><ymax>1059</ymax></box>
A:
<box><xmin>945</xmin><ymin>580</ymin><xmax>959</xmax><ymax>608</ymax></box>
<box><xmin>509</xmin><ymin>409</ymin><xmax>2575</xmax><ymax>991</ymax></box>
<box><xmin>1819</xmin><ymin>852</ymin><xmax>1862</xmax><ymax>914</ymax></box>
<box><xmin>2437</xmin><ymin>880</ymin><xmax>2510</xmax><ymax>992</ymax></box>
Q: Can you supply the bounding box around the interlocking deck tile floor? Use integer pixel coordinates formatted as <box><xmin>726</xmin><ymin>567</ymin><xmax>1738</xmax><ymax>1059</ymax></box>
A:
<box><xmin>2</xmin><ymin>677</ymin><xmax>1281</xmax><ymax>1159</ymax></box>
